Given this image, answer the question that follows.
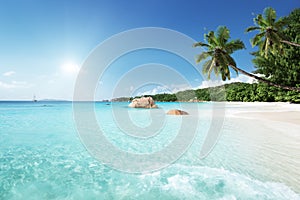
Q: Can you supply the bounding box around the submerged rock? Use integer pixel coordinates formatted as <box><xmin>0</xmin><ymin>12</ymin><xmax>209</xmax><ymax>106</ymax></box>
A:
<box><xmin>166</xmin><ymin>109</ymin><xmax>189</xmax><ymax>115</ymax></box>
<box><xmin>128</xmin><ymin>97</ymin><xmax>158</xmax><ymax>108</ymax></box>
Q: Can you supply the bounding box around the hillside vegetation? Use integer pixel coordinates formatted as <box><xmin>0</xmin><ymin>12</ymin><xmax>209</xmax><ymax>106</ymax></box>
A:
<box><xmin>138</xmin><ymin>82</ymin><xmax>300</xmax><ymax>103</ymax></box>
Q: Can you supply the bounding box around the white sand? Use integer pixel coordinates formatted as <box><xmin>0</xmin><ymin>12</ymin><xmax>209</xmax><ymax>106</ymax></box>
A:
<box><xmin>219</xmin><ymin>102</ymin><xmax>300</xmax><ymax>192</ymax></box>
<box><xmin>226</xmin><ymin>102</ymin><xmax>300</xmax><ymax>125</ymax></box>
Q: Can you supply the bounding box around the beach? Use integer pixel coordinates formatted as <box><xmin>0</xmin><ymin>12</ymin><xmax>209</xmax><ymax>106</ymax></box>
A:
<box><xmin>225</xmin><ymin>102</ymin><xmax>300</xmax><ymax>193</ymax></box>
<box><xmin>228</xmin><ymin>102</ymin><xmax>300</xmax><ymax>122</ymax></box>
<box><xmin>238</xmin><ymin>110</ymin><xmax>300</xmax><ymax>125</ymax></box>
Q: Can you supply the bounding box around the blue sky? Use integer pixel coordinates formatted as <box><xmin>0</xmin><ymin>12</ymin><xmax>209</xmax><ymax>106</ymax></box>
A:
<box><xmin>0</xmin><ymin>0</ymin><xmax>298</xmax><ymax>100</ymax></box>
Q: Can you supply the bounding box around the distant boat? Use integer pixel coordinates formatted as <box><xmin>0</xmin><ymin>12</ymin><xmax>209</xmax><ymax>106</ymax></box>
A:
<box><xmin>33</xmin><ymin>95</ymin><xmax>37</xmax><ymax>102</ymax></box>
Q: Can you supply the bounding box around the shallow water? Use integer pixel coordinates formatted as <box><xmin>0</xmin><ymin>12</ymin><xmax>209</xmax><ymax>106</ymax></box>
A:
<box><xmin>0</xmin><ymin>101</ymin><xmax>299</xmax><ymax>199</ymax></box>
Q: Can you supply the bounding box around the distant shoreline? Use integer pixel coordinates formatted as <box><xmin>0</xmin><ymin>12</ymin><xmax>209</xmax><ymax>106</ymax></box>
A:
<box><xmin>0</xmin><ymin>100</ymin><xmax>299</xmax><ymax>104</ymax></box>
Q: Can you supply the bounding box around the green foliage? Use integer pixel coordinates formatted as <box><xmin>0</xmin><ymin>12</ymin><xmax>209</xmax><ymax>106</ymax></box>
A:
<box><xmin>209</xmin><ymin>87</ymin><xmax>226</xmax><ymax>101</ymax></box>
<box><xmin>193</xmin><ymin>7</ymin><xmax>299</xmax><ymax>93</ymax></box>
<box><xmin>194</xmin><ymin>26</ymin><xmax>245</xmax><ymax>81</ymax></box>
<box><xmin>246</xmin><ymin>7</ymin><xmax>287</xmax><ymax>58</ymax></box>
<box><xmin>176</xmin><ymin>90</ymin><xmax>197</xmax><ymax>101</ymax></box>
<box><xmin>252</xmin><ymin>8</ymin><xmax>300</xmax><ymax>87</ymax></box>
<box><xmin>195</xmin><ymin>89</ymin><xmax>211</xmax><ymax>101</ymax></box>
<box><xmin>224</xmin><ymin>82</ymin><xmax>299</xmax><ymax>103</ymax></box>
<box><xmin>150</xmin><ymin>93</ymin><xmax>177</xmax><ymax>102</ymax></box>
<box><xmin>132</xmin><ymin>82</ymin><xmax>300</xmax><ymax>103</ymax></box>
<box><xmin>149</xmin><ymin>87</ymin><xmax>224</xmax><ymax>102</ymax></box>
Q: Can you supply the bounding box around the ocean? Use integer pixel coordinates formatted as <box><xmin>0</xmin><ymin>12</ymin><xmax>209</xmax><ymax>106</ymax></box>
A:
<box><xmin>0</xmin><ymin>101</ymin><xmax>299</xmax><ymax>199</ymax></box>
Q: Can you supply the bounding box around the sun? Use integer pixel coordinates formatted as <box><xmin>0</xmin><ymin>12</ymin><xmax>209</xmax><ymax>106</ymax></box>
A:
<box><xmin>61</xmin><ymin>62</ymin><xmax>80</xmax><ymax>75</ymax></box>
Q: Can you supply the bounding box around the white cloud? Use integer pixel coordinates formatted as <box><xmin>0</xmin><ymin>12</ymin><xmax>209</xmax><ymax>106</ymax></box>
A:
<box><xmin>135</xmin><ymin>86</ymin><xmax>169</xmax><ymax>96</ymax></box>
<box><xmin>3</xmin><ymin>71</ymin><xmax>15</xmax><ymax>77</ymax></box>
<box><xmin>116</xmin><ymin>75</ymin><xmax>258</xmax><ymax>97</ymax></box>
<box><xmin>197</xmin><ymin>74</ymin><xmax>257</xmax><ymax>89</ymax></box>
<box><xmin>0</xmin><ymin>80</ymin><xmax>33</xmax><ymax>89</ymax></box>
<box><xmin>169</xmin><ymin>84</ymin><xmax>192</xmax><ymax>93</ymax></box>
<box><xmin>135</xmin><ymin>84</ymin><xmax>192</xmax><ymax>96</ymax></box>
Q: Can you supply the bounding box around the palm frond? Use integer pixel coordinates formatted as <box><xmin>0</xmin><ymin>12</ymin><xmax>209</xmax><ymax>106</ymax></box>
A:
<box><xmin>269</xmin><ymin>32</ymin><xmax>285</xmax><ymax>55</ymax></box>
<box><xmin>221</xmin><ymin>71</ymin><xmax>226</xmax><ymax>81</ymax></box>
<box><xmin>275</xmin><ymin>17</ymin><xmax>287</xmax><ymax>29</ymax></box>
<box><xmin>225</xmin><ymin>66</ymin><xmax>230</xmax><ymax>80</ymax></box>
<box><xmin>255</xmin><ymin>14</ymin><xmax>268</xmax><ymax>27</ymax></box>
<box><xmin>205</xmin><ymin>31</ymin><xmax>218</xmax><ymax>47</ymax></box>
<box><xmin>264</xmin><ymin>7</ymin><xmax>276</xmax><ymax>25</ymax></box>
<box><xmin>207</xmin><ymin>59</ymin><xmax>216</xmax><ymax>79</ymax></box>
<box><xmin>202</xmin><ymin>59</ymin><xmax>215</xmax><ymax>79</ymax></box>
<box><xmin>245</xmin><ymin>26</ymin><xmax>261</xmax><ymax>33</ymax></box>
<box><xmin>251</xmin><ymin>32</ymin><xmax>265</xmax><ymax>47</ymax></box>
<box><xmin>226</xmin><ymin>39</ymin><xmax>245</xmax><ymax>53</ymax></box>
<box><xmin>202</xmin><ymin>60</ymin><xmax>211</xmax><ymax>74</ymax></box>
<box><xmin>258</xmin><ymin>40</ymin><xmax>266</xmax><ymax>57</ymax></box>
<box><xmin>195</xmin><ymin>52</ymin><xmax>211</xmax><ymax>63</ymax></box>
<box><xmin>269</xmin><ymin>32</ymin><xmax>282</xmax><ymax>44</ymax></box>
<box><xmin>213</xmin><ymin>64</ymin><xmax>219</xmax><ymax>76</ymax></box>
<box><xmin>216</xmin><ymin>26</ymin><xmax>230</xmax><ymax>46</ymax></box>
<box><xmin>194</xmin><ymin>26</ymin><xmax>246</xmax><ymax>81</ymax></box>
<box><xmin>193</xmin><ymin>42</ymin><xmax>210</xmax><ymax>48</ymax></box>
<box><xmin>248</xmin><ymin>7</ymin><xmax>292</xmax><ymax>58</ymax></box>
<box><xmin>226</xmin><ymin>54</ymin><xmax>237</xmax><ymax>67</ymax></box>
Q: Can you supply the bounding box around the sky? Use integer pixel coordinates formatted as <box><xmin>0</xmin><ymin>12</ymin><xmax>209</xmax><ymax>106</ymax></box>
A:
<box><xmin>0</xmin><ymin>0</ymin><xmax>299</xmax><ymax>100</ymax></box>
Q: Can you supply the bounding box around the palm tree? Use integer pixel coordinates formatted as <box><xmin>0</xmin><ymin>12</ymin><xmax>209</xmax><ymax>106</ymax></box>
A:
<box><xmin>194</xmin><ymin>26</ymin><xmax>245</xmax><ymax>81</ymax></box>
<box><xmin>194</xmin><ymin>26</ymin><xmax>300</xmax><ymax>92</ymax></box>
<box><xmin>246</xmin><ymin>7</ymin><xmax>300</xmax><ymax>58</ymax></box>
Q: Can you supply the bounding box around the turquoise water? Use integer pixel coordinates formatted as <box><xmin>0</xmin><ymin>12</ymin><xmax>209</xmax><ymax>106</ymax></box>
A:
<box><xmin>0</xmin><ymin>101</ymin><xmax>299</xmax><ymax>199</ymax></box>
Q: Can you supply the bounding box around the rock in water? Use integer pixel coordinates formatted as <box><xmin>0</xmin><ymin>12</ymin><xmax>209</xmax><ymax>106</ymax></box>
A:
<box><xmin>128</xmin><ymin>97</ymin><xmax>158</xmax><ymax>108</ymax></box>
<box><xmin>166</xmin><ymin>109</ymin><xmax>189</xmax><ymax>115</ymax></box>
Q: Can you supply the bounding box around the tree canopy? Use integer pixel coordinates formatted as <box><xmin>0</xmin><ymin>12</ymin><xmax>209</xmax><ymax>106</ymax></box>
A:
<box><xmin>194</xmin><ymin>7</ymin><xmax>300</xmax><ymax>92</ymax></box>
<box><xmin>194</xmin><ymin>26</ymin><xmax>245</xmax><ymax>81</ymax></box>
<box><xmin>246</xmin><ymin>7</ymin><xmax>300</xmax><ymax>58</ymax></box>
<box><xmin>252</xmin><ymin>8</ymin><xmax>300</xmax><ymax>87</ymax></box>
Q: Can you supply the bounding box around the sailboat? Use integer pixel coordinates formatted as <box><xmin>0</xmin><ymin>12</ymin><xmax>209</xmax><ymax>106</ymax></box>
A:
<box><xmin>33</xmin><ymin>95</ymin><xmax>37</xmax><ymax>102</ymax></box>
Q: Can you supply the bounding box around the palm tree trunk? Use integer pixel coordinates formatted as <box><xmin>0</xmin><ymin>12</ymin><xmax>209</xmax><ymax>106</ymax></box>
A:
<box><xmin>281</xmin><ymin>40</ymin><xmax>300</xmax><ymax>47</ymax></box>
<box><xmin>229</xmin><ymin>65</ymin><xmax>300</xmax><ymax>92</ymax></box>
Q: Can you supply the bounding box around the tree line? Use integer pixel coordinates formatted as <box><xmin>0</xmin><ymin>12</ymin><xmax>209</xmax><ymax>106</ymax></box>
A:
<box><xmin>140</xmin><ymin>82</ymin><xmax>299</xmax><ymax>103</ymax></box>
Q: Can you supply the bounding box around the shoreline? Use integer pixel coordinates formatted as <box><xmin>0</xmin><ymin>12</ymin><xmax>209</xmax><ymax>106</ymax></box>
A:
<box><xmin>223</xmin><ymin>102</ymin><xmax>300</xmax><ymax>126</ymax></box>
